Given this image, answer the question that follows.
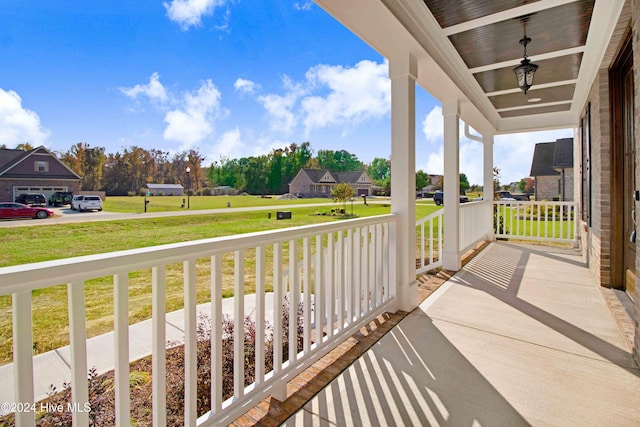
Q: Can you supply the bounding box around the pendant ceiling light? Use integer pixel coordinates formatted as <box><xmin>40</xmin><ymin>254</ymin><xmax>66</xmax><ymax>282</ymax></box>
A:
<box><xmin>513</xmin><ymin>19</ymin><xmax>538</xmax><ymax>95</ymax></box>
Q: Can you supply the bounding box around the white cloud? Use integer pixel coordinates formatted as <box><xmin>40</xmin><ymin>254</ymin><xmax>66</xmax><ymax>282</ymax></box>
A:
<box><xmin>301</xmin><ymin>60</ymin><xmax>390</xmax><ymax>132</ymax></box>
<box><xmin>119</xmin><ymin>72</ymin><xmax>168</xmax><ymax>103</ymax></box>
<box><xmin>419</xmin><ymin>104</ymin><xmax>574</xmax><ymax>185</ymax></box>
<box><xmin>257</xmin><ymin>76</ymin><xmax>305</xmax><ymax>134</ymax></box>
<box><xmin>422</xmin><ymin>105</ymin><xmax>443</xmax><ymax>144</ymax></box>
<box><xmin>0</xmin><ymin>88</ymin><xmax>49</xmax><ymax>146</ymax></box>
<box><xmin>202</xmin><ymin>132</ymin><xmax>297</xmax><ymax>166</ymax></box>
<box><xmin>293</xmin><ymin>2</ymin><xmax>313</xmax><ymax>11</ymax></box>
<box><xmin>234</xmin><ymin>78</ymin><xmax>261</xmax><ymax>95</ymax></box>
<box><xmin>206</xmin><ymin>127</ymin><xmax>245</xmax><ymax>159</ymax></box>
<box><xmin>252</xmin><ymin>59</ymin><xmax>390</xmax><ymax>137</ymax></box>
<box><xmin>164</xmin><ymin>0</ymin><xmax>227</xmax><ymax>30</ymax></box>
<box><xmin>163</xmin><ymin>79</ymin><xmax>225</xmax><ymax>147</ymax></box>
<box><xmin>494</xmin><ymin>129</ymin><xmax>573</xmax><ymax>185</ymax></box>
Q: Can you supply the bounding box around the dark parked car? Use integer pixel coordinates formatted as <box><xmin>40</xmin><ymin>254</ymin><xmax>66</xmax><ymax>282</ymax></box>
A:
<box><xmin>14</xmin><ymin>193</ymin><xmax>47</xmax><ymax>207</ymax></box>
<box><xmin>0</xmin><ymin>202</ymin><xmax>53</xmax><ymax>219</ymax></box>
<box><xmin>48</xmin><ymin>191</ymin><xmax>73</xmax><ymax>206</ymax></box>
<box><xmin>433</xmin><ymin>191</ymin><xmax>470</xmax><ymax>206</ymax></box>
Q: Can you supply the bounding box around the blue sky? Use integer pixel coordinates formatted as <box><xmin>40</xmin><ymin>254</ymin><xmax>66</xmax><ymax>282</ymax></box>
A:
<box><xmin>0</xmin><ymin>0</ymin><xmax>571</xmax><ymax>185</ymax></box>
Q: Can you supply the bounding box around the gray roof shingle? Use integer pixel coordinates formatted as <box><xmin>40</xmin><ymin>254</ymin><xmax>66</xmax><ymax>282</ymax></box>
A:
<box><xmin>530</xmin><ymin>138</ymin><xmax>574</xmax><ymax>177</ymax></box>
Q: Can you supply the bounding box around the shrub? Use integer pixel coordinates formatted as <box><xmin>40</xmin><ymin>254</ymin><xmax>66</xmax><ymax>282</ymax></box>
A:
<box><xmin>0</xmin><ymin>297</ymin><xmax>307</xmax><ymax>426</ymax></box>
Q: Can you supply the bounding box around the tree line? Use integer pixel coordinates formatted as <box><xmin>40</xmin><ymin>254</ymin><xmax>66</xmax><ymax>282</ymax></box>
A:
<box><xmin>2</xmin><ymin>142</ymin><xmax>481</xmax><ymax>196</ymax></box>
<box><xmin>50</xmin><ymin>142</ymin><xmax>401</xmax><ymax>196</ymax></box>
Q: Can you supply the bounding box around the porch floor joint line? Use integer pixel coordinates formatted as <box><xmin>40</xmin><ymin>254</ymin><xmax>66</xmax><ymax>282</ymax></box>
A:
<box><xmin>428</xmin><ymin>315</ymin><xmax>639</xmax><ymax>369</ymax></box>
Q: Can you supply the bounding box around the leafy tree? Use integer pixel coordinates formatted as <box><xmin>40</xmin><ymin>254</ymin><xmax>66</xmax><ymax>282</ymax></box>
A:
<box><xmin>493</xmin><ymin>167</ymin><xmax>501</xmax><ymax>198</ymax></box>
<box><xmin>518</xmin><ymin>177</ymin><xmax>535</xmax><ymax>193</ymax></box>
<box><xmin>459</xmin><ymin>173</ymin><xmax>470</xmax><ymax>195</ymax></box>
<box><xmin>60</xmin><ymin>142</ymin><xmax>106</xmax><ymax>191</ymax></box>
<box><xmin>183</xmin><ymin>148</ymin><xmax>206</xmax><ymax>192</ymax></box>
<box><xmin>317</xmin><ymin>149</ymin><xmax>363</xmax><ymax>172</ymax></box>
<box><xmin>367</xmin><ymin>157</ymin><xmax>390</xmax><ymax>182</ymax></box>
<box><xmin>268</xmin><ymin>149</ymin><xmax>284</xmax><ymax>194</ymax></box>
<box><xmin>102</xmin><ymin>152</ymin><xmax>130</xmax><ymax>195</ymax></box>
<box><xmin>330</xmin><ymin>183</ymin><xmax>355</xmax><ymax>211</ymax></box>
<box><xmin>416</xmin><ymin>170</ymin><xmax>429</xmax><ymax>192</ymax></box>
<box><xmin>15</xmin><ymin>143</ymin><xmax>35</xmax><ymax>151</ymax></box>
<box><xmin>432</xmin><ymin>173</ymin><xmax>471</xmax><ymax>195</ymax></box>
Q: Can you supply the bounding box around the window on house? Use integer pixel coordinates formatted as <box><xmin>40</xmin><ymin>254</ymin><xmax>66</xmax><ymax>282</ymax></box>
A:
<box><xmin>581</xmin><ymin>103</ymin><xmax>591</xmax><ymax>225</ymax></box>
<box><xmin>35</xmin><ymin>161</ymin><xmax>49</xmax><ymax>172</ymax></box>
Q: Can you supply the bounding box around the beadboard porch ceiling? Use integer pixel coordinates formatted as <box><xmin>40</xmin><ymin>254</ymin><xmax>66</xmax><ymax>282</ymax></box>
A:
<box><xmin>315</xmin><ymin>0</ymin><xmax>624</xmax><ymax>135</ymax></box>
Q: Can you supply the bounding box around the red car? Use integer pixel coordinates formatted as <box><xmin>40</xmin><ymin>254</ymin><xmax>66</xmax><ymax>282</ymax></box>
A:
<box><xmin>0</xmin><ymin>202</ymin><xmax>54</xmax><ymax>219</ymax></box>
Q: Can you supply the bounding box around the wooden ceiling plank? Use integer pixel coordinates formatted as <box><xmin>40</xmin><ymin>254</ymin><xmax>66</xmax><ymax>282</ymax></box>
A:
<box><xmin>441</xmin><ymin>0</ymin><xmax>580</xmax><ymax>36</ymax></box>
<box><xmin>470</xmin><ymin>46</ymin><xmax>586</xmax><ymax>74</ymax></box>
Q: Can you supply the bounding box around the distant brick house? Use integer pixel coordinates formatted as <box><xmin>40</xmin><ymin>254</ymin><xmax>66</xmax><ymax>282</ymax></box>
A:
<box><xmin>289</xmin><ymin>168</ymin><xmax>373</xmax><ymax>198</ymax></box>
<box><xmin>0</xmin><ymin>146</ymin><xmax>81</xmax><ymax>202</ymax></box>
<box><xmin>530</xmin><ymin>138</ymin><xmax>574</xmax><ymax>201</ymax></box>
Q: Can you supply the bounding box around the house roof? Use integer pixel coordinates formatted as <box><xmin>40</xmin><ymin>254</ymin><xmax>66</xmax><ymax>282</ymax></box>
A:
<box><xmin>553</xmin><ymin>138</ymin><xmax>574</xmax><ymax>168</ymax></box>
<box><xmin>301</xmin><ymin>169</ymin><xmax>337</xmax><ymax>183</ymax></box>
<box><xmin>300</xmin><ymin>169</ymin><xmax>369</xmax><ymax>185</ymax></box>
<box><xmin>336</xmin><ymin>171</ymin><xmax>368</xmax><ymax>184</ymax></box>
<box><xmin>530</xmin><ymin>138</ymin><xmax>574</xmax><ymax>177</ymax></box>
<box><xmin>0</xmin><ymin>149</ymin><xmax>27</xmax><ymax>173</ymax></box>
<box><xmin>146</xmin><ymin>183</ymin><xmax>184</xmax><ymax>189</ymax></box>
<box><xmin>0</xmin><ymin>145</ymin><xmax>81</xmax><ymax>180</ymax></box>
<box><xmin>530</xmin><ymin>142</ymin><xmax>560</xmax><ymax>177</ymax></box>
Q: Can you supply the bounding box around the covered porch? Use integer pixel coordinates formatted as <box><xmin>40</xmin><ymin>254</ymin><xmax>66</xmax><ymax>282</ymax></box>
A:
<box><xmin>276</xmin><ymin>242</ymin><xmax>640</xmax><ymax>426</ymax></box>
<box><xmin>2</xmin><ymin>0</ymin><xmax>639</xmax><ymax>425</ymax></box>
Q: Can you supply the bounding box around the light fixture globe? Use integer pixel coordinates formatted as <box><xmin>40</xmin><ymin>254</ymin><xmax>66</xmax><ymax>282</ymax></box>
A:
<box><xmin>514</xmin><ymin>57</ymin><xmax>538</xmax><ymax>94</ymax></box>
<box><xmin>513</xmin><ymin>34</ymin><xmax>538</xmax><ymax>95</ymax></box>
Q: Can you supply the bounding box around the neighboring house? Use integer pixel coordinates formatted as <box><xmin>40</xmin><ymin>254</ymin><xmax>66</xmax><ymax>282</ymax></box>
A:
<box><xmin>289</xmin><ymin>168</ymin><xmax>373</xmax><ymax>198</ymax></box>
<box><xmin>212</xmin><ymin>186</ymin><xmax>237</xmax><ymax>196</ymax></box>
<box><xmin>145</xmin><ymin>183</ymin><xmax>184</xmax><ymax>196</ymax></box>
<box><xmin>530</xmin><ymin>138</ymin><xmax>574</xmax><ymax>201</ymax></box>
<box><xmin>424</xmin><ymin>174</ymin><xmax>443</xmax><ymax>192</ymax></box>
<box><xmin>0</xmin><ymin>146</ymin><xmax>81</xmax><ymax>202</ymax></box>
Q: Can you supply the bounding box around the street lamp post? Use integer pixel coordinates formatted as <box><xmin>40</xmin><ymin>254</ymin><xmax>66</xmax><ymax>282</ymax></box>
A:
<box><xmin>185</xmin><ymin>166</ymin><xmax>191</xmax><ymax>209</ymax></box>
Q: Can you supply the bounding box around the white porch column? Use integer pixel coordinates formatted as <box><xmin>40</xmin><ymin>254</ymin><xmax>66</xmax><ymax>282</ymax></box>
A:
<box><xmin>389</xmin><ymin>54</ymin><xmax>418</xmax><ymax>312</ymax></box>
<box><xmin>443</xmin><ymin>99</ymin><xmax>461</xmax><ymax>271</ymax></box>
<box><xmin>484</xmin><ymin>133</ymin><xmax>495</xmax><ymax>240</ymax></box>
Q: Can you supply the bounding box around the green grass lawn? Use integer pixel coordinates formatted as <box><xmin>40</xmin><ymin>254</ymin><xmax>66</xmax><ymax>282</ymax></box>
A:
<box><xmin>0</xmin><ymin>202</ymin><xmax>439</xmax><ymax>364</ymax></box>
<box><xmin>103</xmin><ymin>195</ymin><xmax>354</xmax><ymax>213</ymax></box>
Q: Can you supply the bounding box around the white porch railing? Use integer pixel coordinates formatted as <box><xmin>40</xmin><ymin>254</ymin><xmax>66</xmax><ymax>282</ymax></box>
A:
<box><xmin>459</xmin><ymin>201</ymin><xmax>493</xmax><ymax>252</ymax></box>
<box><xmin>415</xmin><ymin>200</ymin><xmax>578</xmax><ymax>277</ymax></box>
<box><xmin>416</xmin><ymin>209</ymin><xmax>443</xmax><ymax>274</ymax></box>
<box><xmin>493</xmin><ymin>200</ymin><xmax>578</xmax><ymax>245</ymax></box>
<box><xmin>0</xmin><ymin>215</ymin><xmax>397</xmax><ymax>427</ymax></box>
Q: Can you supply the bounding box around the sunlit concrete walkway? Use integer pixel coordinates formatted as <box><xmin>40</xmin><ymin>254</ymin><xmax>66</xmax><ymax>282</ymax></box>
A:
<box><xmin>286</xmin><ymin>242</ymin><xmax>640</xmax><ymax>426</ymax></box>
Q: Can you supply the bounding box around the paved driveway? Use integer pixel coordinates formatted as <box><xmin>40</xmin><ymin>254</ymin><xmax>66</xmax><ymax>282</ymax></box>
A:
<box><xmin>0</xmin><ymin>203</ymin><xmax>342</xmax><ymax>228</ymax></box>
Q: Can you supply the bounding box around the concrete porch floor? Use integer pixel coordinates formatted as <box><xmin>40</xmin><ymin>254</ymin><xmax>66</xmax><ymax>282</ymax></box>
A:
<box><xmin>282</xmin><ymin>241</ymin><xmax>640</xmax><ymax>426</ymax></box>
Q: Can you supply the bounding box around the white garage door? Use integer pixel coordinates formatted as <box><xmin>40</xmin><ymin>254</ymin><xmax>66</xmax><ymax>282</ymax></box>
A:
<box><xmin>13</xmin><ymin>186</ymin><xmax>68</xmax><ymax>203</ymax></box>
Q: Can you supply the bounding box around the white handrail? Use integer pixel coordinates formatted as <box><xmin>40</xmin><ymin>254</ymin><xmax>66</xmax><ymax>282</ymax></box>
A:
<box><xmin>493</xmin><ymin>200</ymin><xmax>578</xmax><ymax>244</ymax></box>
<box><xmin>0</xmin><ymin>214</ymin><xmax>397</xmax><ymax>427</ymax></box>
<box><xmin>416</xmin><ymin>209</ymin><xmax>444</xmax><ymax>274</ymax></box>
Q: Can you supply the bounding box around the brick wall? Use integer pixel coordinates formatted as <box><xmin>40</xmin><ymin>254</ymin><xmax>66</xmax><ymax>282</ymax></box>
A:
<box><xmin>561</xmin><ymin>169</ymin><xmax>574</xmax><ymax>201</ymax></box>
<box><xmin>535</xmin><ymin>176</ymin><xmax>559</xmax><ymax>200</ymax></box>
<box><xmin>632</xmin><ymin>0</ymin><xmax>639</xmax><ymax>365</ymax></box>
<box><xmin>580</xmin><ymin>0</ymin><xmax>639</xmax><ymax>364</ymax></box>
<box><xmin>0</xmin><ymin>179</ymin><xmax>81</xmax><ymax>202</ymax></box>
<box><xmin>288</xmin><ymin>172</ymin><xmax>313</xmax><ymax>196</ymax></box>
<box><xmin>534</xmin><ymin>169</ymin><xmax>574</xmax><ymax>201</ymax></box>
